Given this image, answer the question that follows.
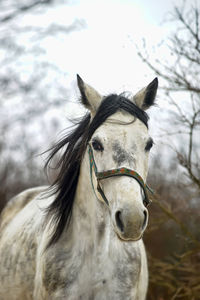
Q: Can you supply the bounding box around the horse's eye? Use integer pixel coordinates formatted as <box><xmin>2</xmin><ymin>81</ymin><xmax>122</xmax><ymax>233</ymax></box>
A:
<box><xmin>92</xmin><ymin>139</ymin><xmax>104</xmax><ymax>152</ymax></box>
<box><xmin>145</xmin><ymin>138</ymin><xmax>154</xmax><ymax>152</ymax></box>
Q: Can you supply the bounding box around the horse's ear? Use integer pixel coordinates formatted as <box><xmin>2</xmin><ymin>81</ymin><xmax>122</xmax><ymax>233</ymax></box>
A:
<box><xmin>77</xmin><ymin>74</ymin><xmax>102</xmax><ymax>114</ymax></box>
<box><xmin>133</xmin><ymin>78</ymin><xmax>158</xmax><ymax>110</ymax></box>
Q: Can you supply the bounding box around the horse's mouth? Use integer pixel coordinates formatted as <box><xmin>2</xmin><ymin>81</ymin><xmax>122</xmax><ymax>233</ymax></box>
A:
<box><xmin>115</xmin><ymin>231</ymin><xmax>143</xmax><ymax>242</ymax></box>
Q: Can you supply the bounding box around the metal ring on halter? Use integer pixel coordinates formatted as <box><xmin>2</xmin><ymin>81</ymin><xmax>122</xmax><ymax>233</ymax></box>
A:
<box><xmin>88</xmin><ymin>144</ymin><xmax>153</xmax><ymax>207</ymax></box>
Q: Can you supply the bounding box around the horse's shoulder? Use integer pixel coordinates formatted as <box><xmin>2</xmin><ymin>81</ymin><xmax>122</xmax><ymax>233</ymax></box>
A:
<box><xmin>0</xmin><ymin>186</ymin><xmax>47</xmax><ymax>231</ymax></box>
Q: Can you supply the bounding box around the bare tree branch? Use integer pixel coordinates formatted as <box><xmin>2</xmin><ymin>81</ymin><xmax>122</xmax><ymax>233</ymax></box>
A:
<box><xmin>0</xmin><ymin>0</ymin><xmax>55</xmax><ymax>23</ymax></box>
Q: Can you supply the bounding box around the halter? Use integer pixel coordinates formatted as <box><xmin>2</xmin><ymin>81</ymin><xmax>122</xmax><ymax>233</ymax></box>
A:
<box><xmin>88</xmin><ymin>144</ymin><xmax>153</xmax><ymax>207</ymax></box>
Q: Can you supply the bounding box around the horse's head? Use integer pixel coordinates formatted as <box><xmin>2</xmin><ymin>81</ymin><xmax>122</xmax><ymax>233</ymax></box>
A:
<box><xmin>77</xmin><ymin>75</ymin><xmax>158</xmax><ymax>241</ymax></box>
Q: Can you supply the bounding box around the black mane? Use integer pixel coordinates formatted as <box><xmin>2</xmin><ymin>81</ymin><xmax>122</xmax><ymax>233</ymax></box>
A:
<box><xmin>45</xmin><ymin>94</ymin><xmax>149</xmax><ymax>247</ymax></box>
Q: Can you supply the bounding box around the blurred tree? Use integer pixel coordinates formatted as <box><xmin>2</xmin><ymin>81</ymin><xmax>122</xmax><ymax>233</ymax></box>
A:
<box><xmin>137</xmin><ymin>1</ymin><xmax>200</xmax><ymax>299</ymax></box>
<box><xmin>138</xmin><ymin>1</ymin><xmax>200</xmax><ymax>190</ymax></box>
<box><xmin>0</xmin><ymin>0</ymin><xmax>86</xmax><ymax>208</ymax></box>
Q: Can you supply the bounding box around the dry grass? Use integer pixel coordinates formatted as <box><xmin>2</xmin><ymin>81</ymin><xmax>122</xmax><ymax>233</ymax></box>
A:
<box><xmin>145</xmin><ymin>174</ymin><xmax>200</xmax><ymax>300</ymax></box>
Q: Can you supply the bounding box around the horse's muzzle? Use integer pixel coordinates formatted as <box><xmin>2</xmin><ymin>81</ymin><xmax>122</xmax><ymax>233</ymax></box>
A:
<box><xmin>113</xmin><ymin>205</ymin><xmax>148</xmax><ymax>241</ymax></box>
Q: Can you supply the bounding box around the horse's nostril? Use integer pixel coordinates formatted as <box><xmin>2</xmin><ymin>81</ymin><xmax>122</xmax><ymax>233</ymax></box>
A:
<box><xmin>142</xmin><ymin>210</ymin><xmax>147</xmax><ymax>230</ymax></box>
<box><xmin>115</xmin><ymin>210</ymin><xmax>124</xmax><ymax>233</ymax></box>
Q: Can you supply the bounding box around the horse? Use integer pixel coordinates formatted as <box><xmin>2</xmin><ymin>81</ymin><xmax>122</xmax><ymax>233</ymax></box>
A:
<box><xmin>0</xmin><ymin>75</ymin><xmax>158</xmax><ymax>300</ymax></box>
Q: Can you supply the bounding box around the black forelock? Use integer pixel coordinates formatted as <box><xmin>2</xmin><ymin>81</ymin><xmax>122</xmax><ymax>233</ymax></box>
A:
<box><xmin>87</xmin><ymin>94</ymin><xmax>148</xmax><ymax>142</ymax></box>
<box><xmin>45</xmin><ymin>93</ymin><xmax>149</xmax><ymax>248</ymax></box>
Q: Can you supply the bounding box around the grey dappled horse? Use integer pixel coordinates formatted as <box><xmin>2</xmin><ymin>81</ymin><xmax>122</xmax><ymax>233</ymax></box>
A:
<box><xmin>0</xmin><ymin>75</ymin><xmax>158</xmax><ymax>300</ymax></box>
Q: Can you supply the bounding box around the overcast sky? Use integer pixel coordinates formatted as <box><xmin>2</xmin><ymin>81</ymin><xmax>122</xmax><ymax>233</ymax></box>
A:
<box><xmin>47</xmin><ymin>0</ymin><xmax>177</xmax><ymax>93</ymax></box>
<box><xmin>19</xmin><ymin>0</ymin><xmax>181</xmax><ymax>95</ymax></box>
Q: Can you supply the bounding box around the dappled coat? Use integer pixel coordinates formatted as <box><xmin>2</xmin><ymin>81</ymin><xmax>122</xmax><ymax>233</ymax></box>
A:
<box><xmin>0</xmin><ymin>75</ymin><xmax>158</xmax><ymax>300</ymax></box>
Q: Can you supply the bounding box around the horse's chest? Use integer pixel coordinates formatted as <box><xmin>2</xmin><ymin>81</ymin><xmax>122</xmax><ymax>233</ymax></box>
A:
<box><xmin>91</xmin><ymin>248</ymin><xmax>141</xmax><ymax>299</ymax></box>
<box><xmin>43</xmin><ymin>245</ymin><xmax>142</xmax><ymax>300</ymax></box>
